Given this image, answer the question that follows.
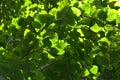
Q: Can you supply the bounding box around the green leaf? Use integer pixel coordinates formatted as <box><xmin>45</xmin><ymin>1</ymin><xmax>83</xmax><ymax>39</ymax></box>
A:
<box><xmin>49</xmin><ymin>8</ymin><xmax>58</xmax><ymax>18</ymax></box>
<box><xmin>49</xmin><ymin>47</ymin><xmax>58</xmax><ymax>57</ymax></box>
<box><xmin>24</xmin><ymin>29</ymin><xmax>31</xmax><ymax>38</ymax></box>
<box><xmin>47</xmin><ymin>53</ymin><xmax>55</xmax><ymax>59</ymax></box>
<box><xmin>116</xmin><ymin>17</ymin><xmax>120</xmax><ymax>26</ymax></box>
<box><xmin>90</xmin><ymin>23</ymin><xmax>101</xmax><ymax>33</ymax></box>
<box><xmin>77</xmin><ymin>29</ymin><xmax>84</xmax><ymax>37</ymax></box>
<box><xmin>27</xmin><ymin>77</ymin><xmax>31</xmax><ymax>80</ymax></box>
<box><xmin>0</xmin><ymin>47</ymin><xmax>5</xmax><ymax>51</ymax></box>
<box><xmin>106</xmin><ymin>9</ymin><xmax>117</xmax><ymax>22</ymax></box>
<box><xmin>57</xmin><ymin>6</ymin><xmax>75</xmax><ymax>25</ymax></box>
<box><xmin>43</xmin><ymin>38</ymin><xmax>52</xmax><ymax>47</ymax></box>
<box><xmin>99</xmin><ymin>37</ymin><xmax>110</xmax><ymax>45</ymax></box>
<box><xmin>57</xmin><ymin>40</ymin><xmax>69</xmax><ymax>49</ymax></box>
<box><xmin>57</xmin><ymin>0</ymin><xmax>69</xmax><ymax>10</ymax></box>
<box><xmin>32</xmin><ymin>21</ymin><xmax>41</xmax><ymax>28</ymax></box>
<box><xmin>81</xmin><ymin>3</ymin><xmax>91</xmax><ymax>14</ymax></box>
<box><xmin>36</xmin><ymin>14</ymin><xmax>55</xmax><ymax>23</ymax></box>
<box><xmin>0</xmin><ymin>24</ymin><xmax>4</xmax><ymax>30</ymax></box>
<box><xmin>83</xmin><ymin>69</ymin><xmax>90</xmax><ymax>77</ymax></box>
<box><xmin>32</xmin><ymin>70</ymin><xmax>45</xmax><ymax>80</ymax></box>
<box><xmin>71</xmin><ymin>7</ymin><xmax>81</xmax><ymax>17</ymax></box>
<box><xmin>0</xmin><ymin>34</ymin><xmax>6</xmax><ymax>44</ymax></box>
<box><xmin>24</xmin><ymin>29</ymin><xmax>34</xmax><ymax>41</ymax></box>
<box><xmin>90</xmin><ymin>65</ymin><xmax>98</xmax><ymax>74</ymax></box>
<box><xmin>12</xmin><ymin>69</ymin><xmax>24</xmax><ymax>80</ymax></box>
<box><xmin>11</xmin><ymin>18</ymin><xmax>20</xmax><ymax>29</ymax></box>
<box><xmin>49</xmin><ymin>33</ymin><xmax>58</xmax><ymax>47</ymax></box>
<box><xmin>56</xmin><ymin>48</ymin><xmax>65</xmax><ymax>55</ymax></box>
<box><xmin>105</xmin><ymin>25</ymin><xmax>113</xmax><ymax>31</ymax></box>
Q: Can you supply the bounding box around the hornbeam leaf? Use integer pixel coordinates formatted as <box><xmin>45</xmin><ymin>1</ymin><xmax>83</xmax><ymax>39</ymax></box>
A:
<box><xmin>71</xmin><ymin>7</ymin><xmax>81</xmax><ymax>17</ymax></box>
<box><xmin>106</xmin><ymin>9</ymin><xmax>117</xmax><ymax>22</ymax></box>
<box><xmin>90</xmin><ymin>65</ymin><xmax>98</xmax><ymax>74</ymax></box>
<box><xmin>24</xmin><ymin>29</ymin><xmax>31</xmax><ymax>38</ymax></box>
<box><xmin>83</xmin><ymin>69</ymin><xmax>90</xmax><ymax>77</ymax></box>
<box><xmin>90</xmin><ymin>23</ymin><xmax>100</xmax><ymax>33</ymax></box>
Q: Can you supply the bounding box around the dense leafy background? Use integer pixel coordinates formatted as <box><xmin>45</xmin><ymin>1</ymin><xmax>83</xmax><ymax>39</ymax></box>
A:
<box><xmin>0</xmin><ymin>0</ymin><xmax>120</xmax><ymax>80</ymax></box>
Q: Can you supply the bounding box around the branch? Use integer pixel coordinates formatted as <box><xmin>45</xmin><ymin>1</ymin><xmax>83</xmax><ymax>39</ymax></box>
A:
<box><xmin>39</xmin><ymin>60</ymin><xmax>54</xmax><ymax>70</ymax></box>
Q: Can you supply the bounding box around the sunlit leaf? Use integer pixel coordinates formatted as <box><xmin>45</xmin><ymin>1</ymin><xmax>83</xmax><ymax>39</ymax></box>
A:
<box><xmin>83</xmin><ymin>69</ymin><xmax>90</xmax><ymax>77</ymax></box>
<box><xmin>90</xmin><ymin>23</ymin><xmax>101</xmax><ymax>33</ymax></box>
<box><xmin>106</xmin><ymin>9</ymin><xmax>117</xmax><ymax>22</ymax></box>
<box><xmin>104</xmin><ymin>25</ymin><xmax>113</xmax><ymax>31</ymax></box>
<box><xmin>49</xmin><ymin>8</ymin><xmax>58</xmax><ymax>18</ymax></box>
<box><xmin>0</xmin><ymin>47</ymin><xmax>5</xmax><ymax>51</ymax></box>
<box><xmin>47</xmin><ymin>53</ymin><xmax>55</xmax><ymax>59</ymax></box>
<box><xmin>0</xmin><ymin>24</ymin><xmax>4</xmax><ymax>30</ymax></box>
<box><xmin>71</xmin><ymin>7</ymin><xmax>81</xmax><ymax>17</ymax></box>
<box><xmin>116</xmin><ymin>16</ymin><xmax>120</xmax><ymax>26</ymax></box>
<box><xmin>1</xmin><ymin>0</ymin><xmax>120</xmax><ymax>80</ymax></box>
<box><xmin>24</xmin><ymin>29</ymin><xmax>31</xmax><ymax>38</ymax></box>
<box><xmin>57</xmin><ymin>0</ymin><xmax>69</xmax><ymax>10</ymax></box>
<box><xmin>27</xmin><ymin>77</ymin><xmax>31</xmax><ymax>80</ymax></box>
<box><xmin>56</xmin><ymin>48</ymin><xmax>65</xmax><ymax>55</ymax></box>
<box><xmin>77</xmin><ymin>29</ymin><xmax>84</xmax><ymax>37</ymax></box>
<box><xmin>50</xmin><ymin>33</ymin><xmax>58</xmax><ymax>47</ymax></box>
<box><xmin>90</xmin><ymin>65</ymin><xmax>98</xmax><ymax>74</ymax></box>
<box><xmin>99</xmin><ymin>37</ymin><xmax>110</xmax><ymax>45</ymax></box>
<box><xmin>12</xmin><ymin>18</ymin><xmax>20</xmax><ymax>29</ymax></box>
<box><xmin>81</xmin><ymin>3</ymin><xmax>91</xmax><ymax>14</ymax></box>
<box><xmin>57</xmin><ymin>40</ymin><xmax>69</xmax><ymax>49</ymax></box>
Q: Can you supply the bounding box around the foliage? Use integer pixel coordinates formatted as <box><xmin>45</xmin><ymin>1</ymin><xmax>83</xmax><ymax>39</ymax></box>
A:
<box><xmin>0</xmin><ymin>0</ymin><xmax>120</xmax><ymax>80</ymax></box>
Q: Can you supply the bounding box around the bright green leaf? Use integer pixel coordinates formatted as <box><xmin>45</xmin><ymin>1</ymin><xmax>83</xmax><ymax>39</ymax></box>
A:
<box><xmin>83</xmin><ymin>69</ymin><xmax>90</xmax><ymax>77</ymax></box>
<box><xmin>57</xmin><ymin>48</ymin><xmax>65</xmax><ymax>55</ymax></box>
<box><xmin>49</xmin><ymin>8</ymin><xmax>58</xmax><ymax>18</ymax></box>
<box><xmin>24</xmin><ymin>29</ymin><xmax>31</xmax><ymax>38</ymax></box>
<box><xmin>0</xmin><ymin>47</ymin><xmax>5</xmax><ymax>51</ymax></box>
<box><xmin>99</xmin><ymin>37</ymin><xmax>110</xmax><ymax>45</ymax></box>
<box><xmin>90</xmin><ymin>23</ymin><xmax>101</xmax><ymax>33</ymax></box>
<box><xmin>81</xmin><ymin>3</ymin><xmax>90</xmax><ymax>14</ymax></box>
<box><xmin>50</xmin><ymin>33</ymin><xmax>58</xmax><ymax>47</ymax></box>
<box><xmin>27</xmin><ymin>77</ymin><xmax>31</xmax><ymax>80</ymax></box>
<box><xmin>70</xmin><ymin>0</ymin><xmax>78</xmax><ymax>6</ymax></box>
<box><xmin>71</xmin><ymin>7</ymin><xmax>81</xmax><ymax>17</ymax></box>
<box><xmin>105</xmin><ymin>25</ymin><xmax>113</xmax><ymax>31</ymax></box>
<box><xmin>116</xmin><ymin>17</ymin><xmax>120</xmax><ymax>26</ymax></box>
<box><xmin>47</xmin><ymin>53</ymin><xmax>55</xmax><ymax>59</ymax></box>
<box><xmin>57</xmin><ymin>0</ymin><xmax>69</xmax><ymax>10</ymax></box>
<box><xmin>0</xmin><ymin>24</ymin><xmax>4</xmax><ymax>30</ymax></box>
<box><xmin>77</xmin><ymin>29</ymin><xmax>84</xmax><ymax>37</ymax></box>
<box><xmin>57</xmin><ymin>40</ymin><xmax>69</xmax><ymax>49</ymax></box>
<box><xmin>106</xmin><ymin>9</ymin><xmax>118</xmax><ymax>22</ymax></box>
<box><xmin>90</xmin><ymin>65</ymin><xmax>98</xmax><ymax>74</ymax></box>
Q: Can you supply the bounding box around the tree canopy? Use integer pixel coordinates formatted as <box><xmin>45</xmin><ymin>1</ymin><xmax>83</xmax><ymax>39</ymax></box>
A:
<box><xmin>0</xmin><ymin>0</ymin><xmax>120</xmax><ymax>80</ymax></box>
